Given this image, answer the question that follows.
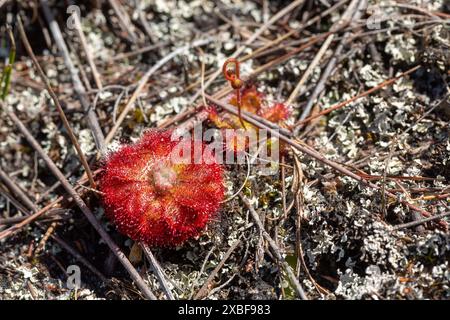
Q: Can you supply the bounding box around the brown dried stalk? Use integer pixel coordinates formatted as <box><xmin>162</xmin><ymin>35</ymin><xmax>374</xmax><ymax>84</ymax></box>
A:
<box><xmin>16</xmin><ymin>16</ymin><xmax>96</xmax><ymax>189</ymax></box>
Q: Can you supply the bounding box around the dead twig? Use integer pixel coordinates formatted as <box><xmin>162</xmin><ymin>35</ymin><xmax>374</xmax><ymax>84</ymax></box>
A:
<box><xmin>0</xmin><ymin>195</ymin><xmax>59</xmax><ymax>240</ymax></box>
<box><xmin>72</xmin><ymin>12</ymin><xmax>103</xmax><ymax>90</ymax></box>
<box><xmin>240</xmin><ymin>195</ymin><xmax>308</xmax><ymax>300</ymax></box>
<box><xmin>108</xmin><ymin>0</ymin><xmax>139</xmax><ymax>43</ymax></box>
<box><xmin>16</xmin><ymin>16</ymin><xmax>96</xmax><ymax>189</ymax></box>
<box><xmin>141</xmin><ymin>244</ymin><xmax>175</xmax><ymax>300</ymax></box>
<box><xmin>0</xmin><ymin>181</ymin><xmax>107</xmax><ymax>281</ymax></box>
<box><xmin>194</xmin><ymin>239</ymin><xmax>242</xmax><ymax>300</ymax></box>
<box><xmin>0</xmin><ymin>166</ymin><xmax>36</xmax><ymax>210</ymax></box>
<box><xmin>294</xmin><ymin>0</ymin><xmax>367</xmax><ymax>125</ymax></box>
<box><xmin>40</xmin><ymin>0</ymin><xmax>106</xmax><ymax>151</ymax></box>
<box><xmin>392</xmin><ymin>212</ymin><xmax>450</xmax><ymax>231</ymax></box>
<box><xmin>241</xmin><ymin>0</ymin><xmax>350</xmax><ymax>65</ymax></box>
<box><xmin>293</xmin><ymin>65</ymin><xmax>421</xmax><ymax>128</ymax></box>
<box><xmin>292</xmin><ymin>152</ymin><xmax>330</xmax><ymax>296</ymax></box>
<box><xmin>286</xmin><ymin>0</ymin><xmax>362</xmax><ymax>106</ymax></box>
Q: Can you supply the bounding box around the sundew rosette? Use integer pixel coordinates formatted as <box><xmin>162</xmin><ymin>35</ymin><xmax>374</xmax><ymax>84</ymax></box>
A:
<box><xmin>99</xmin><ymin>130</ymin><xmax>225</xmax><ymax>247</ymax></box>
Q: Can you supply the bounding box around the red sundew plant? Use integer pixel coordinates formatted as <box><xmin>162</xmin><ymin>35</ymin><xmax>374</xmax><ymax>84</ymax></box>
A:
<box><xmin>207</xmin><ymin>58</ymin><xmax>291</xmax><ymax>154</ymax></box>
<box><xmin>209</xmin><ymin>86</ymin><xmax>291</xmax><ymax>128</ymax></box>
<box><xmin>99</xmin><ymin>129</ymin><xmax>225</xmax><ymax>247</ymax></box>
<box><xmin>207</xmin><ymin>86</ymin><xmax>291</xmax><ymax>153</ymax></box>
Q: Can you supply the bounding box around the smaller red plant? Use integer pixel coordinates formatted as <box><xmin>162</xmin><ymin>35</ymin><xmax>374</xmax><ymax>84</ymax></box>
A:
<box><xmin>99</xmin><ymin>130</ymin><xmax>225</xmax><ymax>247</ymax></box>
<box><xmin>207</xmin><ymin>86</ymin><xmax>291</xmax><ymax>153</ymax></box>
<box><xmin>206</xmin><ymin>58</ymin><xmax>291</xmax><ymax>154</ymax></box>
